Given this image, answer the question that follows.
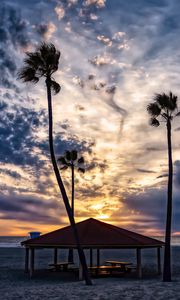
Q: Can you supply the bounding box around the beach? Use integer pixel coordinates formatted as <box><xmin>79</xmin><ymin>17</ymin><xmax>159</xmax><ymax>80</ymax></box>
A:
<box><xmin>0</xmin><ymin>246</ymin><xmax>180</xmax><ymax>300</ymax></box>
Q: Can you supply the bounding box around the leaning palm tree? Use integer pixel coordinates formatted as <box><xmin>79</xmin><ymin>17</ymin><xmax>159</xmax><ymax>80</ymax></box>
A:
<box><xmin>147</xmin><ymin>92</ymin><xmax>179</xmax><ymax>282</ymax></box>
<box><xmin>58</xmin><ymin>150</ymin><xmax>85</xmax><ymax>263</ymax></box>
<box><xmin>18</xmin><ymin>43</ymin><xmax>92</xmax><ymax>285</ymax></box>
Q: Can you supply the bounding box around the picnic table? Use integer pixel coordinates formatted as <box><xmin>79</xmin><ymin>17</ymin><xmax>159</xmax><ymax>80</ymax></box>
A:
<box><xmin>48</xmin><ymin>262</ymin><xmax>72</xmax><ymax>271</ymax></box>
<box><xmin>88</xmin><ymin>265</ymin><xmax>124</xmax><ymax>276</ymax></box>
<box><xmin>105</xmin><ymin>260</ymin><xmax>133</xmax><ymax>272</ymax></box>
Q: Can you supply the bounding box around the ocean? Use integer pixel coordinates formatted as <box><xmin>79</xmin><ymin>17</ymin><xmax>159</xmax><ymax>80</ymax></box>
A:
<box><xmin>1</xmin><ymin>236</ymin><xmax>180</xmax><ymax>248</ymax></box>
<box><xmin>0</xmin><ymin>236</ymin><xmax>27</xmax><ymax>248</ymax></box>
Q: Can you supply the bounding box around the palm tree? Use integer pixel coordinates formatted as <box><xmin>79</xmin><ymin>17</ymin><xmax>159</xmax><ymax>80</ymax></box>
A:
<box><xmin>58</xmin><ymin>150</ymin><xmax>85</xmax><ymax>263</ymax></box>
<box><xmin>18</xmin><ymin>43</ymin><xmax>92</xmax><ymax>285</ymax></box>
<box><xmin>147</xmin><ymin>92</ymin><xmax>179</xmax><ymax>282</ymax></box>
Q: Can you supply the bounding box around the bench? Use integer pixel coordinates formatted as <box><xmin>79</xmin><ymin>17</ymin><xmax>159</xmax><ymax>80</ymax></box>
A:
<box><xmin>126</xmin><ymin>265</ymin><xmax>137</xmax><ymax>273</ymax></box>
<box><xmin>105</xmin><ymin>261</ymin><xmax>133</xmax><ymax>272</ymax></box>
<box><xmin>88</xmin><ymin>265</ymin><xmax>125</xmax><ymax>276</ymax></box>
<box><xmin>48</xmin><ymin>262</ymin><xmax>73</xmax><ymax>272</ymax></box>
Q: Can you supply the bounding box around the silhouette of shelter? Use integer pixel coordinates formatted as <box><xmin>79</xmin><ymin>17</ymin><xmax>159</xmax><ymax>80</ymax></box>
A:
<box><xmin>21</xmin><ymin>218</ymin><xmax>164</xmax><ymax>279</ymax></box>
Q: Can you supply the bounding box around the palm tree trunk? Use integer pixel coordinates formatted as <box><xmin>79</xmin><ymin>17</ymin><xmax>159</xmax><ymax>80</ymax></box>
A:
<box><xmin>46</xmin><ymin>78</ymin><xmax>92</xmax><ymax>285</ymax></box>
<box><xmin>163</xmin><ymin>119</ymin><xmax>173</xmax><ymax>282</ymax></box>
<box><xmin>68</xmin><ymin>164</ymin><xmax>75</xmax><ymax>263</ymax></box>
<box><xmin>71</xmin><ymin>164</ymin><xmax>75</xmax><ymax>216</ymax></box>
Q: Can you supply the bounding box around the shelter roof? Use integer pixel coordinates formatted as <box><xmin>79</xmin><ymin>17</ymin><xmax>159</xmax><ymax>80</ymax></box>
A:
<box><xmin>22</xmin><ymin>218</ymin><xmax>164</xmax><ymax>248</ymax></box>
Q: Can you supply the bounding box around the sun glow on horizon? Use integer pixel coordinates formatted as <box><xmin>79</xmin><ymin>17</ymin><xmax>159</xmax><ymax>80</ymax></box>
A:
<box><xmin>97</xmin><ymin>214</ymin><xmax>109</xmax><ymax>220</ymax></box>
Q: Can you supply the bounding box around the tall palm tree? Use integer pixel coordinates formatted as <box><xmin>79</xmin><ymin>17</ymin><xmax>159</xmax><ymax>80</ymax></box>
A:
<box><xmin>58</xmin><ymin>150</ymin><xmax>85</xmax><ymax>263</ymax></box>
<box><xmin>147</xmin><ymin>92</ymin><xmax>179</xmax><ymax>282</ymax></box>
<box><xmin>18</xmin><ymin>43</ymin><xmax>92</xmax><ymax>285</ymax></box>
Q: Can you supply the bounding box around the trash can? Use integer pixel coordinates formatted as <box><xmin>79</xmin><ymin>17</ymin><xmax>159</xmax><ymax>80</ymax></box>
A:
<box><xmin>29</xmin><ymin>232</ymin><xmax>41</xmax><ymax>239</ymax></box>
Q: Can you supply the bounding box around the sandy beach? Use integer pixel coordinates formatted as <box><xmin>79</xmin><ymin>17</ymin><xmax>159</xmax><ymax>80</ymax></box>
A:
<box><xmin>0</xmin><ymin>247</ymin><xmax>180</xmax><ymax>300</ymax></box>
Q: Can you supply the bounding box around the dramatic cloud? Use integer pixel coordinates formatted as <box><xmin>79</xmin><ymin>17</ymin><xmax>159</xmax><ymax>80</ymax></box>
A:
<box><xmin>136</xmin><ymin>169</ymin><xmax>156</xmax><ymax>174</ymax></box>
<box><xmin>54</xmin><ymin>6</ymin><xmax>65</xmax><ymax>20</ymax></box>
<box><xmin>83</xmin><ymin>0</ymin><xmax>106</xmax><ymax>8</ymax></box>
<box><xmin>1</xmin><ymin>0</ymin><xmax>180</xmax><ymax>235</ymax></box>
<box><xmin>34</xmin><ymin>22</ymin><xmax>57</xmax><ymax>40</ymax></box>
<box><xmin>0</xmin><ymin>3</ymin><xmax>30</xmax><ymax>92</ymax></box>
<box><xmin>0</xmin><ymin>101</ymin><xmax>46</xmax><ymax>166</ymax></box>
<box><xmin>0</xmin><ymin>193</ymin><xmax>62</xmax><ymax>225</ymax></box>
<box><xmin>121</xmin><ymin>185</ymin><xmax>180</xmax><ymax>235</ymax></box>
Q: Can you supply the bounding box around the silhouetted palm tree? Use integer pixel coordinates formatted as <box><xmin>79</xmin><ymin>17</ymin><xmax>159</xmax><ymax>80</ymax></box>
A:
<box><xmin>58</xmin><ymin>150</ymin><xmax>85</xmax><ymax>263</ymax></box>
<box><xmin>147</xmin><ymin>92</ymin><xmax>179</xmax><ymax>282</ymax></box>
<box><xmin>18</xmin><ymin>43</ymin><xmax>92</xmax><ymax>285</ymax></box>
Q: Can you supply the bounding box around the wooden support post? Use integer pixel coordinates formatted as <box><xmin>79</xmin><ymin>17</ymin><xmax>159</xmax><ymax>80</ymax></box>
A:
<box><xmin>79</xmin><ymin>262</ymin><xmax>83</xmax><ymax>281</ymax></box>
<box><xmin>54</xmin><ymin>248</ymin><xmax>58</xmax><ymax>265</ymax></box>
<box><xmin>97</xmin><ymin>249</ymin><xmax>100</xmax><ymax>267</ymax></box>
<box><xmin>30</xmin><ymin>248</ymin><xmax>35</xmax><ymax>278</ymax></box>
<box><xmin>25</xmin><ymin>248</ymin><xmax>29</xmax><ymax>273</ymax></box>
<box><xmin>90</xmin><ymin>248</ymin><xmax>93</xmax><ymax>267</ymax></box>
<box><xmin>136</xmin><ymin>248</ymin><xmax>142</xmax><ymax>279</ymax></box>
<box><xmin>157</xmin><ymin>247</ymin><xmax>161</xmax><ymax>275</ymax></box>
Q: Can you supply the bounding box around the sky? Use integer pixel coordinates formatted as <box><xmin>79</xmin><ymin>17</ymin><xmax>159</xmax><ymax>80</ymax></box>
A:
<box><xmin>1</xmin><ymin>0</ymin><xmax>180</xmax><ymax>236</ymax></box>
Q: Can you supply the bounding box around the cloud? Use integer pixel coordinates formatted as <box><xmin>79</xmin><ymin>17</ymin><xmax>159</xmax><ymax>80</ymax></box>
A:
<box><xmin>1</xmin><ymin>0</ymin><xmax>180</xmax><ymax>234</ymax></box>
<box><xmin>0</xmin><ymin>192</ymin><xmax>62</xmax><ymax>225</ymax></box>
<box><xmin>136</xmin><ymin>168</ymin><xmax>156</xmax><ymax>174</ymax></box>
<box><xmin>54</xmin><ymin>133</ymin><xmax>95</xmax><ymax>156</ymax></box>
<box><xmin>157</xmin><ymin>174</ymin><xmax>169</xmax><ymax>179</ymax></box>
<box><xmin>0</xmin><ymin>168</ymin><xmax>21</xmax><ymax>179</ymax></box>
<box><xmin>122</xmin><ymin>188</ymin><xmax>166</xmax><ymax>233</ymax></box>
<box><xmin>0</xmin><ymin>102</ymin><xmax>47</xmax><ymax>167</ymax></box>
<box><xmin>97</xmin><ymin>35</ymin><xmax>112</xmax><ymax>47</ymax></box>
<box><xmin>0</xmin><ymin>3</ymin><xmax>31</xmax><ymax>92</ymax></box>
<box><xmin>0</xmin><ymin>4</ymin><xmax>29</xmax><ymax>48</ymax></box>
<box><xmin>34</xmin><ymin>22</ymin><xmax>57</xmax><ymax>40</ymax></box>
<box><xmin>174</xmin><ymin>160</ymin><xmax>180</xmax><ymax>188</ymax></box>
<box><xmin>174</xmin><ymin>127</ymin><xmax>180</xmax><ymax>131</ymax></box>
<box><xmin>54</xmin><ymin>6</ymin><xmax>65</xmax><ymax>20</ymax></box>
<box><xmin>89</xmin><ymin>53</ymin><xmax>116</xmax><ymax>66</ymax></box>
<box><xmin>85</xmin><ymin>158</ymin><xmax>108</xmax><ymax>172</ymax></box>
<box><xmin>83</xmin><ymin>0</ymin><xmax>106</xmax><ymax>8</ymax></box>
<box><xmin>0</xmin><ymin>99</ymin><xmax>95</xmax><ymax>169</ymax></box>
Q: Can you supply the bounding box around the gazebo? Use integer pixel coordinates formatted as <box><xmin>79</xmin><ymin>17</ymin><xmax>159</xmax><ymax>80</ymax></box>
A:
<box><xmin>21</xmin><ymin>218</ymin><xmax>164</xmax><ymax>279</ymax></box>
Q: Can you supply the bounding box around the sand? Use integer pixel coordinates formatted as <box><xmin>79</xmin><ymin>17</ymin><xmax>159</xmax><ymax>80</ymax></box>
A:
<box><xmin>0</xmin><ymin>247</ymin><xmax>180</xmax><ymax>300</ymax></box>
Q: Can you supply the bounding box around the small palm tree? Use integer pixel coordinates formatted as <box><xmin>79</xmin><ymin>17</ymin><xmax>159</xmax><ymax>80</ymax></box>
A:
<box><xmin>18</xmin><ymin>43</ymin><xmax>92</xmax><ymax>285</ymax></box>
<box><xmin>58</xmin><ymin>150</ymin><xmax>85</xmax><ymax>263</ymax></box>
<box><xmin>58</xmin><ymin>150</ymin><xmax>85</xmax><ymax>217</ymax></box>
<box><xmin>147</xmin><ymin>92</ymin><xmax>179</xmax><ymax>282</ymax></box>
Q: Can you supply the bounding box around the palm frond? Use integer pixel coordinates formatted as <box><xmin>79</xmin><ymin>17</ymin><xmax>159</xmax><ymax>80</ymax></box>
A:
<box><xmin>169</xmin><ymin>91</ymin><xmax>178</xmax><ymax>111</ymax></box>
<box><xmin>38</xmin><ymin>43</ymin><xmax>60</xmax><ymax>74</ymax></box>
<box><xmin>60</xmin><ymin>165</ymin><xmax>68</xmax><ymax>170</ymax></box>
<box><xmin>65</xmin><ymin>151</ymin><xmax>71</xmax><ymax>161</ymax></box>
<box><xmin>78</xmin><ymin>167</ymin><xmax>85</xmax><ymax>173</ymax></box>
<box><xmin>175</xmin><ymin>111</ymin><xmax>180</xmax><ymax>117</ymax></box>
<box><xmin>71</xmin><ymin>150</ymin><xmax>78</xmax><ymax>161</ymax></box>
<box><xmin>161</xmin><ymin>112</ymin><xmax>168</xmax><ymax>120</ymax></box>
<box><xmin>17</xmin><ymin>67</ymin><xmax>39</xmax><ymax>83</ymax></box>
<box><xmin>149</xmin><ymin>117</ymin><xmax>160</xmax><ymax>127</ymax></box>
<box><xmin>78</xmin><ymin>156</ymin><xmax>84</xmax><ymax>164</ymax></box>
<box><xmin>39</xmin><ymin>43</ymin><xmax>55</xmax><ymax>58</ymax></box>
<box><xmin>154</xmin><ymin>93</ymin><xmax>169</xmax><ymax>109</ymax></box>
<box><xmin>57</xmin><ymin>156</ymin><xmax>68</xmax><ymax>165</ymax></box>
<box><xmin>25</xmin><ymin>52</ymin><xmax>44</xmax><ymax>70</ymax></box>
<box><xmin>154</xmin><ymin>92</ymin><xmax>178</xmax><ymax>111</ymax></box>
<box><xmin>50</xmin><ymin>80</ymin><xmax>61</xmax><ymax>95</ymax></box>
<box><xmin>147</xmin><ymin>103</ymin><xmax>161</xmax><ymax>117</ymax></box>
<box><xmin>18</xmin><ymin>42</ymin><xmax>61</xmax><ymax>85</ymax></box>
